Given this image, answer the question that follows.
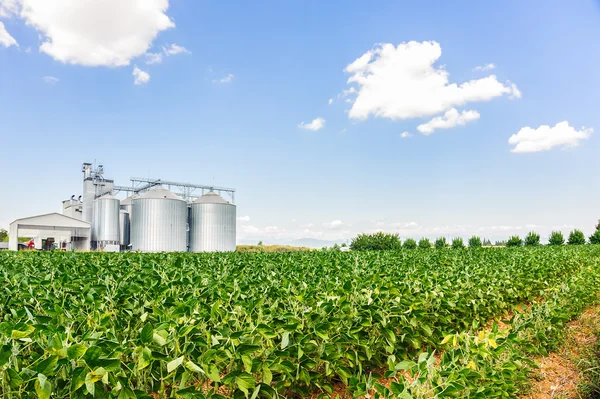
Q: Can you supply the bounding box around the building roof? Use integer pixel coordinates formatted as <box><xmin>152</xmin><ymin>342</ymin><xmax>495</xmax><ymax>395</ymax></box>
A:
<box><xmin>193</xmin><ymin>191</ymin><xmax>231</xmax><ymax>205</ymax></box>
<box><xmin>136</xmin><ymin>186</ymin><xmax>184</xmax><ymax>201</ymax></box>
<box><xmin>10</xmin><ymin>213</ymin><xmax>91</xmax><ymax>228</ymax></box>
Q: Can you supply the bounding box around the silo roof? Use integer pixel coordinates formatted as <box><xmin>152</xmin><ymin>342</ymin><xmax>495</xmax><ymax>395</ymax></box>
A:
<box><xmin>120</xmin><ymin>195</ymin><xmax>137</xmax><ymax>205</ymax></box>
<box><xmin>96</xmin><ymin>194</ymin><xmax>119</xmax><ymax>201</ymax></box>
<box><xmin>136</xmin><ymin>186</ymin><xmax>184</xmax><ymax>201</ymax></box>
<box><xmin>193</xmin><ymin>191</ymin><xmax>230</xmax><ymax>204</ymax></box>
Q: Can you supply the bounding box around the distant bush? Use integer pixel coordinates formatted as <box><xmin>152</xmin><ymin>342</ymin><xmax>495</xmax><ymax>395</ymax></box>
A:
<box><xmin>418</xmin><ymin>238</ymin><xmax>431</xmax><ymax>249</ymax></box>
<box><xmin>469</xmin><ymin>236</ymin><xmax>482</xmax><ymax>248</ymax></box>
<box><xmin>568</xmin><ymin>230</ymin><xmax>586</xmax><ymax>245</ymax></box>
<box><xmin>403</xmin><ymin>238</ymin><xmax>417</xmax><ymax>250</ymax></box>
<box><xmin>548</xmin><ymin>231</ymin><xmax>565</xmax><ymax>246</ymax></box>
<box><xmin>434</xmin><ymin>237</ymin><xmax>447</xmax><ymax>249</ymax></box>
<box><xmin>350</xmin><ymin>232</ymin><xmax>402</xmax><ymax>251</ymax></box>
<box><xmin>506</xmin><ymin>236</ymin><xmax>523</xmax><ymax>247</ymax></box>
<box><xmin>451</xmin><ymin>238</ymin><xmax>464</xmax><ymax>249</ymax></box>
<box><xmin>524</xmin><ymin>231</ymin><xmax>541</xmax><ymax>246</ymax></box>
<box><xmin>589</xmin><ymin>230</ymin><xmax>600</xmax><ymax>245</ymax></box>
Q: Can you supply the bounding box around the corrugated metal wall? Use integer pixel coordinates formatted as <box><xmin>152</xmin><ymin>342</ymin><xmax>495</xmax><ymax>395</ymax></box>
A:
<box><xmin>91</xmin><ymin>196</ymin><xmax>120</xmax><ymax>245</ymax></box>
<box><xmin>189</xmin><ymin>203</ymin><xmax>236</xmax><ymax>252</ymax></box>
<box><xmin>131</xmin><ymin>197</ymin><xmax>187</xmax><ymax>252</ymax></box>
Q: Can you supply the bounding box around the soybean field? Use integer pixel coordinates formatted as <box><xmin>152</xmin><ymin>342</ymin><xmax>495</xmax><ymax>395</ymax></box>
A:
<box><xmin>0</xmin><ymin>247</ymin><xmax>599</xmax><ymax>398</ymax></box>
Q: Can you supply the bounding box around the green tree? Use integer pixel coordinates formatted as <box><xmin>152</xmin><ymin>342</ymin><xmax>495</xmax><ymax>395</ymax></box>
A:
<box><xmin>589</xmin><ymin>230</ymin><xmax>600</xmax><ymax>245</ymax></box>
<box><xmin>548</xmin><ymin>231</ymin><xmax>565</xmax><ymax>246</ymax></box>
<box><xmin>451</xmin><ymin>238</ymin><xmax>464</xmax><ymax>249</ymax></box>
<box><xmin>350</xmin><ymin>232</ymin><xmax>402</xmax><ymax>251</ymax></box>
<box><xmin>506</xmin><ymin>236</ymin><xmax>522</xmax><ymax>247</ymax></box>
<box><xmin>524</xmin><ymin>231</ymin><xmax>540</xmax><ymax>246</ymax></box>
<box><xmin>494</xmin><ymin>240</ymin><xmax>507</xmax><ymax>247</ymax></box>
<box><xmin>568</xmin><ymin>230</ymin><xmax>586</xmax><ymax>245</ymax></box>
<box><xmin>434</xmin><ymin>237</ymin><xmax>447</xmax><ymax>249</ymax></box>
<box><xmin>418</xmin><ymin>238</ymin><xmax>431</xmax><ymax>249</ymax></box>
<box><xmin>596</xmin><ymin>219</ymin><xmax>600</xmax><ymax>231</ymax></box>
<box><xmin>468</xmin><ymin>236</ymin><xmax>482</xmax><ymax>248</ymax></box>
<box><xmin>0</xmin><ymin>229</ymin><xmax>7</xmax><ymax>242</ymax></box>
<box><xmin>403</xmin><ymin>238</ymin><xmax>417</xmax><ymax>249</ymax></box>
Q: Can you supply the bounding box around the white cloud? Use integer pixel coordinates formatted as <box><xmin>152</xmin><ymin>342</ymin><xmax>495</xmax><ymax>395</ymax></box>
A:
<box><xmin>298</xmin><ymin>117</ymin><xmax>325</xmax><ymax>131</ymax></box>
<box><xmin>132</xmin><ymin>66</ymin><xmax>150</xmax><ymax>85</ymax></box>
<box><xmin>417</xmin><ymin>108</ymin><xmax>480</xmax><ymax>135</ymax></box>
<box><xmin>213</xmin><ymin>73</ymin><xmax>234</xmax><ymax>84</ymax></box>
<box><xmin>400</xmin><ymin>131</ymin><xmax>412</xmax><ymax>138</ymax></box>
<box><xmin>145</xmin><ymin>52</ymin><xmax>163</xmax><ymax>64</ymax></box>
<box><xmin>5</xmin><ymin>0</ymin><xmax>174</xmax><ymax>66</ymax></box>
<box><xmin>509</xmin><ymin>83</ymin><xmax>521</xmax><ymax>99</ymax></box>
<box><xmin>474</xmin><ymin>63</ymin><xmax>495</xmax><ymax>71</ymax></box>
<box><xmin>328</xmin><ymin>98</ymin><xmax>333</xmax><ymax>105</ymax></box>
<box><xmin>508</xmin><ymin>121</ymin><xmax>592</xmax><ymax>153</ymax></box>
<box><xmin>0</xmin><ymin>21</ymin><xmax>17</xmax><ymax>47</ymax></box>
<box><xmin>324</xmin><ymin>220</ymin><xmax>345</xmax><ymax>229</ymax></box>
<box><xmin>236</xmin><ymin>216</ymin><xmax>251</xmax><ymax>223</ymax></box>
<box><xmin>42</xmin><ymin>75</ymin><xmax>58</xmax><ymax>84</ymax></box>
<box><xmin>344</xmin><ymin>41</ymin><xmax>520</xmax><ymax>121</ymax></box>
<box><xmin>0</xmin><ymin>0</ymin><xmax>19</xmax><ymax>17</ymax></box>
<box><xmin>163</xmin><ymin>43</ymin><xmax>190</xmax><ymax>55</ymax></box>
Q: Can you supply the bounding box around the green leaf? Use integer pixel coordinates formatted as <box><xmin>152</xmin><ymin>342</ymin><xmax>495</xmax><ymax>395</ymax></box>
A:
<box><xmin>236</xmin><ymin>372</ymin><xmax>256</xmax><ymax>396</ymax></box>
<box><xmin>140</xmin><ymin>323</ymin><xmax>153</xmax><ymax>344</ymax></box>
<box><xmin>35</xmin><ymin>374</ymin><xmax>52</xmax><ymax>399</ymax></box>
<box><xmin>167</xmin><ymin>356</ymin><xmax>184</xmax><ymax>373</ymax></box>
<box><xmin>67</xmin><ymin>344</ymin><xmax>87</xmax><ymax>360</ymax></box>
<box><xmin>11</xmin><ymin>324</ymin><xmax>35</xmax><ymax>339</ymax></box>
<box><xmin>242</xmin><ymin>354</ymin><xmax>253</xmax><ymax>373</ymax></box>
<box><xmin>262</xmin><ymin>364</ymin><xmax>272</xmax><ymax>385</ymax></box>
<box><xmin>0</xmin><ymin>344</ymin><xmax>11</xmax><ymax>367</ymax></box>
<box><xmin>396</xmin><ymin>360</ymin><xmax>416</xmax><ymax>371</ymax></box>
<box><xmin>185</xmin><ymin>360</ymin><xmax>204</xmax><ymax>374</ymax></box>
<box><xmin>71</xmin><ymin>367</ymin><xmax>86</xmax><ymax>392</ymax></box>
<box><xmin>153</xmin><ymin>332</ymin><xmax>167</xmax><ymax>346</ymax></box>
<box><xmin>281</xmin><ymin>331</ymin><xmax>290</xmax><ymax>349</ymax></box>
<box><xmin>37</xmin><ymin>355</ymin><xmax>58</xmax><ymax>375</ymax></box>
<box><xmin>7</xmin><ymin>368</ymin><xmax>24</xmax><ymax>388</ymax></box>
<box><xmin>206</xmin><ymin>363</ymin><xmax>221</xmax><ymax>382</ymax></box>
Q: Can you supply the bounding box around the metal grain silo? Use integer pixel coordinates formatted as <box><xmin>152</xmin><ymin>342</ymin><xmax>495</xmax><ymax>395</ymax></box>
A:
<box><xmin>190</xmin><ymin>192</ymin><xmax>236</xmax><ymax>252</ymax></box>
<box><xmin>119</xmin><ymin>210</ymin><xmax>130</xmax><ymax>250</ymax></box>
<box><xmin>131</xmin><ymin>186</ymin><xmax>187</xmax><ymax>252</ymax></box>
<box><xmin>120</xmin><ymin>195</ymin><xmax>136</xmax><ymax>225</ymax></box>
<box><xmin>91</xmin><ymin>194</ymin><xmax>120</xmax><ymax>250</ymax></box>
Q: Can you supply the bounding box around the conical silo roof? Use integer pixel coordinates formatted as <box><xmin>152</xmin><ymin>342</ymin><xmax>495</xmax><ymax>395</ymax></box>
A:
<box><xmin>193</xmin><ymin>191</ymin><xmax>230</xmax><ymax>204</ymax></box>
<box><xmin>136</xmin><ymin>186</ymin><xmax>184</xmax><ymax>201</ymax></box>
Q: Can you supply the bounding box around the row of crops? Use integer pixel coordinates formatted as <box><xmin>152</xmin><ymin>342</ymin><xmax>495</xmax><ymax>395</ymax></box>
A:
<box><xmin>0</xmin><ymin>247</ymin><xmax>599</xmax><ymax>398</ymax></box>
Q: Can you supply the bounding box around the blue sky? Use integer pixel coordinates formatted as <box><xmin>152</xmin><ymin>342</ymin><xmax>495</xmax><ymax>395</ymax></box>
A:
<box><xmin>1</xmin><ymin>0</ymin><xmax>599</xmax><ymax>244</ymax></box>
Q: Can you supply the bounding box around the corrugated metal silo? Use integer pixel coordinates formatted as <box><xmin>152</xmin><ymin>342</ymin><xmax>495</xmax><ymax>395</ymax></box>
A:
<box><xmin>119</xmin><ymin>210</ymin><xmax>130</xmax><ymax>250</ymax></box>
<box><xmin>91</xmin><ymin>194</ymin><xmax>120</xmax><ymax>249</ymax></box>
<box><xmin>130</xmin><ymin>186</ymin><xmax>187</xmax><ymax>252</ymax></box>
<box><xmin>190</xmin><ymin>192</ymin><xmax>236</xmax><ymax>252</ymax></box>
<box><xmin>120</xmin><ymin>195</ymin><xmax>136</xmax><ymax>225</ymax></box>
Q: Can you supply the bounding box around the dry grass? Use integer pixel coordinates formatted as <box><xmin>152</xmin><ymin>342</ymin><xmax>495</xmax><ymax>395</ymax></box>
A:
<box><xmin>520</xmin><ymin>304</ymin><xmax>600</xmax><ymax>399</ymax></box>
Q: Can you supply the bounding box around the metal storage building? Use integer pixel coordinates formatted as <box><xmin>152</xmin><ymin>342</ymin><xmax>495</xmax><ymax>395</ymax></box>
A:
<box><xmin>189</xmin><ymin>192</ymin><xmax>236</xmax><ymax>252</ymax></box>
<box><xmin>130</xmin><ymin>186</ymin><xmax>187</xmax><ymax>252</ymax></box>
<box><xmin>91</xmin><ymin>194</ymin><xmax>120</xmax><ymax>250</ymax></box>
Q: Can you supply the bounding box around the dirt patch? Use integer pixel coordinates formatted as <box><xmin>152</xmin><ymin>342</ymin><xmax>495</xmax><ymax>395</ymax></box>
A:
<box><xmin>520</xmin><ymin>304</ymin><xmax>600</xmax><ymax>399</ymax></box>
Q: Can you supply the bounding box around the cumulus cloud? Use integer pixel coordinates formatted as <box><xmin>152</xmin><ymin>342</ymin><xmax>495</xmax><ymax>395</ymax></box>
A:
<box><xmin>4</xmin><ymin>0</ymin><xmax>174</xmax><ymax>66</ymax></box>
<box><xmin>0</xmin><ymin>0</ymin><xmax>18</xmax><ymax>17</ymax></box>
<box><xmin>400</xmin><ymin>131</ymin><xmax>412</xmax><ymax>138</ymax></box>
<box><xmin>417</xmin><ymin>108</ymin><xmax>480</xmax><ymax>135</ymax></box>
<box><xmin>236</xmin><ymin>216</ymin><xmax>251</xmax><ymax>223</ymax></box>
<box><xmin>42</xmin><ymin>76</ymin><xmax>58</xmax><ymax>84</ymax></box>
<box><xmin>213</xmin><ymin>73</ymin><xmax>234</xmax><ymax>84</ymax></box>
<box><xmin>145</xmin><ymin>43</ymin><xmax>189</xmax><ymax>64</ymax></box>
<box><xmin>0</xmin><ymin>21</ymin><xmax>17</xmax><ymax>47</ymax></box>
<box><xmin>508</xmin><ymin>121</ymin><xmax>593</xmax><ymax>153</ymax></box>
<box><xmin>344</xmin><ymin>41</ymin><xmax>519</xmax><ymax>121</ymax></box>
<box><xmin>298</xmin><ymin>117</ymin><xmax>325</xmax><ymax>131</ymax></box>
<box><xmin>163</xmin><ymin>43</ymin><xmax>190</xmax><ymax>55</ymax></box>
<box><xmin>328</xmin><ymin>98</ymin><xmax>333</xmax><ymax>105</ymax></box>
<box><xmin>132</xmin><ymin>66</ymin><xmax>150</xmax><ymax>85</ymax></box>
<box><xmin>145</xmin><ymin>52</ymin><xmax>163</xmax><ymax>64</ymax></box>
<box><xmin>474</xmin><ymin>63</ymin><xmax>495</xmax><ymax>71</ymax></box>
